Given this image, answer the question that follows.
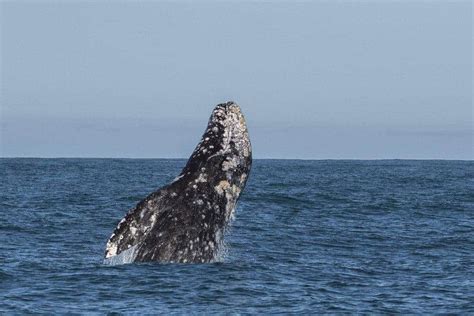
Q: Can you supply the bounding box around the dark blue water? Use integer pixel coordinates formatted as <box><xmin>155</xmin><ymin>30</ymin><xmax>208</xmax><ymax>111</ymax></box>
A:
<box><xmin>1</xmin><ymin>159</ymin><xmax>473</xmax><ymax>313</ymax></box>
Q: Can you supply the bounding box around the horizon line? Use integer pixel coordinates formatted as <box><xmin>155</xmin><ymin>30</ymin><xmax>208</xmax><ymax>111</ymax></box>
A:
<box><xmin>0</xmin><ymin>156</ymin><xmax>472</xmax><ymax>161</ymax></box>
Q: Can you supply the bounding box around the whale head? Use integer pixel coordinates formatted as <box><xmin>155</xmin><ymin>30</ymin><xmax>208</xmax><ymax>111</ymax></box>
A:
<box><xmin>182</xmin><ymin>101</ymin><xmax>252</xmax><ymax>184</ymax></box>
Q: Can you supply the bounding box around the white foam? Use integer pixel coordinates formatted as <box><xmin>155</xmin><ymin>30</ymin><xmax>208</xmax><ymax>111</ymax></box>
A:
<box><xmin>103</xmin><ymin>244</ymin><xmax>139</xmax><ymax>266</ymax></box>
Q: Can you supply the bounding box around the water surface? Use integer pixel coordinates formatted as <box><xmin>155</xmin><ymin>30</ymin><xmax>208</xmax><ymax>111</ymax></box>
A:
<box><xmin>1</xmin><ymin>159</ymin><xmax>473</xmax><ymax>313</ymax></box>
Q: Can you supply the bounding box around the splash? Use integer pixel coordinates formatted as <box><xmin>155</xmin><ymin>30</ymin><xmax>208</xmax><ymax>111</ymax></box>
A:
<box><xmin>211</xmin><ymin>205</ymin><xmax>237</xmax><ymax>263</ymax></box>
<box><xmin>103</xmin><ymin>244</ymin><xmax>139</xmax><ymax>266</ymax></box>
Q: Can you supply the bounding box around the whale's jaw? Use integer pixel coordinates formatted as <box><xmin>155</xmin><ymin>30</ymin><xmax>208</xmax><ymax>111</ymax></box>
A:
<box><xmin>104</xmin><ymin>101</ymin><xmax>252</xmax><ymax>263</ymax></box>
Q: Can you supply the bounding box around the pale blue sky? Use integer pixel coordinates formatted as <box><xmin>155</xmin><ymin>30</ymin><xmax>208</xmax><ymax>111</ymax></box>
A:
<box><xmin>1</xmin><ymin>1</ymin><xmax>472</xmax><ymax>159</ymax></box>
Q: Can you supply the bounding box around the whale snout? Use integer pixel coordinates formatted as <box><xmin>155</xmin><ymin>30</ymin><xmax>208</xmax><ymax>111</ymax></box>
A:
<box><xmin>216</xmin><ymin>100</ymin><xmax>238</xmax><ymax>110</ymax></box>
<box><xmin>212</xmin><ymin>101</ymin><xmax>246</xmax><ymax>128</ymax></box>
<box><xmin>206</xmin><ymin>101</ymin><xmax>251</xmax><ymax>161</ymax></box>
<box><xmin>212</xmin><ymin>101</ymin><xmax>239</xmax><ymax>116</ymax></box>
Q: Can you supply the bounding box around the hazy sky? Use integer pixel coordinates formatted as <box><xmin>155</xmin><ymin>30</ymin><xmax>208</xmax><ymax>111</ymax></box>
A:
<box><xmin>1</xmin><ymin>1</ymin><xmax>472</xmax><ymax>159</ymax></box>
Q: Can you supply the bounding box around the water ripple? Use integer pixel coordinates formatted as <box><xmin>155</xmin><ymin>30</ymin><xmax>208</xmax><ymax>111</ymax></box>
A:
<box><xmin>0</xmin><ymin>159</ymin><xmax>473</xmax><ymax>313</ymax></box>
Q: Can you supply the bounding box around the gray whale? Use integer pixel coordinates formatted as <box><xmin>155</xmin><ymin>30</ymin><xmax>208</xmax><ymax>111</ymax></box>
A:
<box><xmin>104</xmin><ymin>101</ymin><xmax>252</xmax><ymax>263</ymax></box>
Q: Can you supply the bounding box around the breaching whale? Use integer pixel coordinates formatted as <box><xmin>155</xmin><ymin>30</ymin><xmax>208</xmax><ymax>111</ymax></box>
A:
<box><xmin>104</xmin><ymin>101</ymin><xmax>252</xmax><ymax>264</ymax></box>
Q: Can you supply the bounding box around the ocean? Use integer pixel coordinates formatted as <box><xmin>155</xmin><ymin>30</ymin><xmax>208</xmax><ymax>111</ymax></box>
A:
<box><xmin>1</xmin><ymin>158</ymin><xmax>473</xmax><ymax>313</ymax></box>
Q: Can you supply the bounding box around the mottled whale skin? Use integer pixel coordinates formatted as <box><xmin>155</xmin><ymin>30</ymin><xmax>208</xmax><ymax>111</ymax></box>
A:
<box><xmin>104</xmin><ymin>102</ymin><xmax>251</xmax><ymax>263</ymax></box>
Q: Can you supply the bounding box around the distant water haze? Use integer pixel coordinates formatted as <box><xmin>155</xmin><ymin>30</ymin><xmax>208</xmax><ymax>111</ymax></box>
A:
<box><xmin>1</xmin><ymin>1</ymin><xmax>472</xmax><ymax>159</ymax></box>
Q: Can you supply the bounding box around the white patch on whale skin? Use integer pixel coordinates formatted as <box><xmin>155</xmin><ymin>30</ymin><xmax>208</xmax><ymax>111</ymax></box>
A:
<box><xmin>214</xmin><ymin>178</ymin><xmax>240</xmax><ymax>208</ymax></box>
<box><xmin>214</xmin><ymin>180</ymin><xmax>230</xmax><ymax>195</ymax></box>
<box><xmin>105</xmin><ymin>243</ymin><xmax>118</xmax><ymax>258</ymax></box>
<box><xmin>104</xmin><ymin>244</ymin><xmax>139</xmax><ymax>265</ymax></box>
<box><xmin>222</xmin><ymin>157</ymin><xmax>238</xmax><ymax>171</ymax></box>
<box><xmin>240</xmin><ymin>173</ymin><xmax>247</xmax><ymax>185</ymax></box>
<box><xmin>150</xmin><ymin>213</ymin><xmax>157</xmax><ymax>226</ymax></box>
<box><xmin>172</xmin><ymin>174</ymin><xmax>185</xmax><ymax>183</ymax></box>
<box><xmin>195</xmin><ymin>173</ymin><xmax>207</xmax><ymax>183</ymax></box>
